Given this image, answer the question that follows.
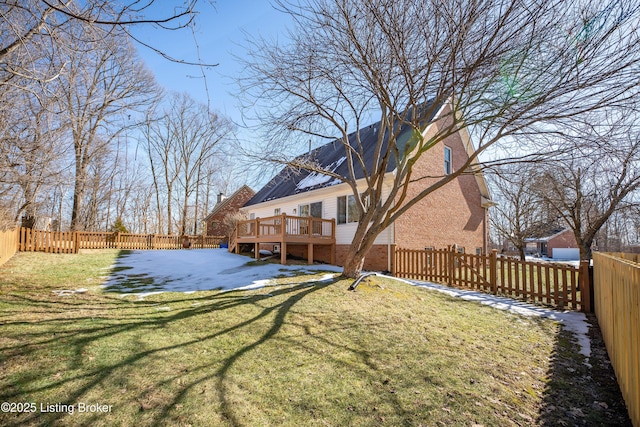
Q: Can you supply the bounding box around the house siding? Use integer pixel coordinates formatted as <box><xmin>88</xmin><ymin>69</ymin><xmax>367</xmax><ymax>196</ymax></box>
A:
<box><xmin>242</xmin><ymin>179</ymin><xmax>394</xmax><ymax>246</ymax></box>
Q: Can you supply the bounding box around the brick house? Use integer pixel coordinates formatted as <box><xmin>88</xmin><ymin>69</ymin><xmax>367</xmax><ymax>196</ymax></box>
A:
<box><xmin>204</xmin><ymin>185</ymin><xmax>255</xmax><ymax>239</ymax></box>
<box><xmin>239</xmin><ymin>102</ymin><xmax>493</xmax><ymax>271</ymax></box>
<box><xmin>525</xmin><ymin>224</ymin><xmax>579</xmax><ymax>260</ymax></box>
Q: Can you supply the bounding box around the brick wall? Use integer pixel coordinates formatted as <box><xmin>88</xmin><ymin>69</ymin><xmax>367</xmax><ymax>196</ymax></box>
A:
<box><xmin>394</xmin><ymin>106</ymin><xmax>487</xmax><ymax>254</ymax></box>
<box><xmin>284</xmin><ymin>243</ymin><xmax>389</xmax><ymax>271</ymax></box>
<box><xmin>548</xmin><ymin>229</ymin><xmax>579</xmax><ymax>258</ymax></box>
<box><xmin>206</xmin><ymin>186</ymin><xmax>255</xmax><ymax>237</ymax></box>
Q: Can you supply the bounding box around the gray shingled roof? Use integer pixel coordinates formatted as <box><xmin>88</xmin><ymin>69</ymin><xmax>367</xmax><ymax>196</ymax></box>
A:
<box><xmin>524</xmin><ymin>223</ymin><xmax>569</xmax><ymax>242</ymax></box>
<box><xmin>245</xmin><ymin>102</ymin><xmax>437</xmax><ymax>207</ymax></box>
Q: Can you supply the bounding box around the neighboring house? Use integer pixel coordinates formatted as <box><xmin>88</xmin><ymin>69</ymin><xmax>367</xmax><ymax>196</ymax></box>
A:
<box><xmin>237</xmin><ymin>102</ymin><xmax>494</xmax><ymax>271</ymax></box>
<box><xmin>204</xmin><ymin>185</ymin><xmax>255</xmax><ymax>238</ymax></box>
<box><xmin>524</xmin><ymin>224</ymin><xmax>579</xmax><ymax>260</ymax></box>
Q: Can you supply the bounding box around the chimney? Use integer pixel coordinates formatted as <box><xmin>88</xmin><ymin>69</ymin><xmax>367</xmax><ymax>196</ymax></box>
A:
<box><xmin>217</xmin><ymin>193</ymin><xmax>226</xmax><ymax>204</ymax></box>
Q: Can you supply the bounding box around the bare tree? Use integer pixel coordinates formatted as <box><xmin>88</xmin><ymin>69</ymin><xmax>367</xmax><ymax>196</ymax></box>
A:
<box><xmin>237</xmin><ymin>0</ymin><xmax>640</xmax><ymax>277</ymax></box>
<box><xmin>0</xmin><ymin>77</ymin><xmax>68</xmax><ymax>225</ymax></box>
<box><xmin>535</xmin><ymin>108</ymin><xmax>640</xmax><ymax>260</ymax></box>
<box><xmin>0</xmin><ymin>1</ymin><xmax>206</xmax><ymax>84</ymax></box>
<box><xmin>488</xmin><ymin>164</ymin><xmax>547</xmax><ymax>260</ymax></box>
<box><xmin>55</xmin><ymin>24</ymin><xmax>158</xmax><ymax>230</ymax></box>
<box><xmin>144</xmin><ymin>92</ymin><xmax>233</xmax><ymax>235</ymax></box>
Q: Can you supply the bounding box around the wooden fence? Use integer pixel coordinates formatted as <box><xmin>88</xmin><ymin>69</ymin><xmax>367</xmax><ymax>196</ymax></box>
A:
<box><xmin>0</xmin><ymin>228</ymin><xmax>19</xmax><ymax>267</ymax></box>
<box><xmin>593</xmin><ymin>252</ymin><xmax>640</xmax><ymax>427</ymax></box>
<box><xmin>394</xmin><ymin>247</ymin><xmax>590</xmax><ymax>312</ymax></box>
<box><xmin>17</xmin><ymin>228</ymin><xmax>225</xmax><ymax>253</ymax></box>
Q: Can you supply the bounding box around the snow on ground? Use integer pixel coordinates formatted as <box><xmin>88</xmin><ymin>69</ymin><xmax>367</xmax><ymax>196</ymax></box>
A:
<box><xmin>102</xmin><ymin>249</ymin><xmax>591</xmax><ymax>364</ymax></box>
<box><xmin>102</xmin><ymin>248</ymin><xmax>342</xmax><ymax>298</ymax></box>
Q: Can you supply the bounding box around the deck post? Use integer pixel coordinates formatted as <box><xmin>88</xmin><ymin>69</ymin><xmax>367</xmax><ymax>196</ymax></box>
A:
<box><xmin>280</xmin><ymin>242</ymin><xmax>287</xmax><ymax>265</ymax></box>
<box><xmin>234</xmin><ymin>226</ymin><xmax>239</xmax><ymax>254</ymax></box>
<box><xmin>308</xmin><ymin>243</ymin><xmax>314</xmax><ymax>265</ymax></box>
<box><xmin>281</xmin><ymin>213</ymin><xmax>287</xmax><ymax>240</ymax></box>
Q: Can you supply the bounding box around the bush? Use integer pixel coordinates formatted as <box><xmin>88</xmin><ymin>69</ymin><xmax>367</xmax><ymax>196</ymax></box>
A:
<box><xmin>109</xmin><ymin>217</ymin><xmax>129</xmax><ymax>234</ymax></box>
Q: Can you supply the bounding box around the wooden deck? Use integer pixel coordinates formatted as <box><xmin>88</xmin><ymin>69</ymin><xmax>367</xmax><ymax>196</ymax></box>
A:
<box><xmin>230</xmin><ymin>213</ymin><xmax>336</xmax><ymax>265</ymax></box>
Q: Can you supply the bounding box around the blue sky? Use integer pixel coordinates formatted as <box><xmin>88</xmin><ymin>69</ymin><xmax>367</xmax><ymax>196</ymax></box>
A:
<box><xmin>131</xmin><ymin>1</ymin><xmax>292</xmax><ymax>126</ymax></box>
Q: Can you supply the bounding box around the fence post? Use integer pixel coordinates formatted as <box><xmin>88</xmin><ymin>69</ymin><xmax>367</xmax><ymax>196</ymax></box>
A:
<box><xmin>447</xmin><ymin>246</ymin><xmax>454</xmax><ymax>286</ymax></box>
<box><xmin>579</xmin><ymin>260</ymin><xmax>593</xmax><ymax>313</ymax></box>
<box><xmin>116</xmin><ymin>232</ymin><xmax>121</xmax><ymax>249</ymax></box>
<box><xmin>490</xmin><ymin>249</ymin><xmax>498</xmax><ymax>295</ymax></box>
<box><xmin>390</xmin><ymin>244</ymin><xmax>396</xmax><ymax>276</ymax></box>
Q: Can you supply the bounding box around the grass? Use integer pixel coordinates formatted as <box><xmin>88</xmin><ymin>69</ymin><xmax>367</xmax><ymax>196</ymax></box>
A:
<box><xmin>0</xmin><ymin>250</ymin><xmax>630</xmax><ymax>426</ymax></box>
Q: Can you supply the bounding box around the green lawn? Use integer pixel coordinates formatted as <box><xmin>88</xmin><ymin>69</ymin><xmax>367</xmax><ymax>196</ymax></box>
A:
<box><xmin>0</xmin><ymin>251</ymin><xmax>630</xmax><ymax>426</ymax></box>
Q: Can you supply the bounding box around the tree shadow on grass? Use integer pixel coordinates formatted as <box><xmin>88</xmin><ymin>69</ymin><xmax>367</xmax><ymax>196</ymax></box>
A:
<box><xmin>1</xmin><ymin>256</ymin><xmax>384</xmax><ymax>427</ymax></box>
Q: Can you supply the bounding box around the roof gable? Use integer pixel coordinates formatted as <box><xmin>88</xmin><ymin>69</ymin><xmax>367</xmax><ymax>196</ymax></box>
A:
<box><xmin>205</xmin><ymin>185</ymin><xmax>255</xmax><ymax>220</ymax></box>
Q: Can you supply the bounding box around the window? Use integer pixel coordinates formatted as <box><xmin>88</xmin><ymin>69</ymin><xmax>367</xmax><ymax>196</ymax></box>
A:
<box><xmin>274</xmin><ymin>208</ymin><xmax>281</xmax><ymax>216</ymax></box>
<box><xmin>337</xmin><ymin>195</ymin><xmax>362</xmax><ymax>224</ymax></box>
<box><xmin>444</xmin><ymin>146</ymin><xmax>452</xmax><ymax>175</ymax></box>
<box><xmin>298</xmin><ymin>202</ymin><xmax>322</xmax><ymax>218</ymax></box>
<box><xmin>249</xmin><ymin>213</ymin><xmax>255</xmax><ymax>220</ymax></box>
<box><xmin>298</xmin><ymin>202</ymin><xmax>322</xmax><ymax>235</ymax></box>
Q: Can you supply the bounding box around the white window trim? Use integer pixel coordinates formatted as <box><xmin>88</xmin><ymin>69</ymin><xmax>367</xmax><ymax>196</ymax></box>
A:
<box><xmin>444</xmin><ymin>146</ymin><xmax>452</xmax><ymax>175</ymax></box>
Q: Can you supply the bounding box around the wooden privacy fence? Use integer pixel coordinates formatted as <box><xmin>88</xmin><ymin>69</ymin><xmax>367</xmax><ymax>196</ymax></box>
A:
<box><xmin>18</xmin><ymin>228</ymin><xmax>225</xmax><ymax>253</ymax></box>
<box><xmin>593</xmin><ymin>252</ymin><xmax>640</xmax><ymax>427</ymax></box>
<box><xmin>0</xmin><ymin>228</ymin><xmax>19</xmax><ymax>267</ymax></box>
<box><xmin>394</xmin><ymin>247</ymin><xmax>590</xmax><ymax>312</ymax></box>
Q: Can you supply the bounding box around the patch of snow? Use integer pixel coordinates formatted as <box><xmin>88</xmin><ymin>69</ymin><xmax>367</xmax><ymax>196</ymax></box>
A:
<box><xmin>295</xmin><ymin>157</ymin><xmax>346</xmax><ymax>190</ymax></box>
<box><xmin>296</xmin><ymin>171</ymin><xmax>333</xmax><ymax>189</ymax></box>
<box><xmin>52</xmin><ymin>288</ymin><xmax>89</xmax><ymax>297</ymax></box>
<box><xmin>103</xmin><ymin>249</ymin><xmax>342</xmax><ymax>299</ymax></box>
<box><xmin>386</xmin><ymin>276</ymin><xmax>592</xmax><ymax>365</ymax></box>
<box><xmin>259</xmin><ymin>249</ymin><xmax>273</xmax><ymax>256</ymax></box>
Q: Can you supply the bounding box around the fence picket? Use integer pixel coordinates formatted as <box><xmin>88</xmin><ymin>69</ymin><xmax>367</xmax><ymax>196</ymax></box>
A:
<box><xmin>15</xmin><ymin>228</ymin><xmax>225</xmax><ymax>254</ymax></box>
<box><xmin>394</xmin><ymin>247</ymin><xmax>583</xmax><ymax>311</ymax></box>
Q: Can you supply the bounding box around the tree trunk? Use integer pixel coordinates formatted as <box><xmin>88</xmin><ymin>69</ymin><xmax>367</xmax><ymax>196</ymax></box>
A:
<box><xmin>518</xmin><ymin>246</ymin><xmax>526</xmax><ymax>261</ymax></box>
<box><xmin>342</xmin><ymin>244</ymin><xmax>368</xmax><ymax>278</ymax></box>
<box><xmin>579</xmin><ymin>240</ymin><xmax>593</xmax><ymax>261</ymax></box>
<box><xmin>71</xmin><ymin>161</ymin><xmax>86</xmax><ymax>231</ymax></box>
<box><xmin>341</xmin><ymin>221</ymin><xmax>379</xmax><ymax>278</ymax></box>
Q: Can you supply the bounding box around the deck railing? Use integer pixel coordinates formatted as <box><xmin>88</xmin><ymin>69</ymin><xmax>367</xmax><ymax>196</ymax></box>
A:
<box><xmin>236</xmin><ymin>214</ymin><xmax>335</xmax><ymax>240</ymax></box>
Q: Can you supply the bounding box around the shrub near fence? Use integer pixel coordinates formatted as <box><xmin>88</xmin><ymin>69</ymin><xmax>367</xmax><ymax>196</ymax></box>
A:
<box><xmin>17</xmin><ymin>228</ymin><xmax>225</xmax><ymax>253</ymax></box>
<box><xmin>0</xmin><ymin>228</ymin><xmax>19</xmax><ymax>267</ymax></box>
<box><xmin>593</xmin><ymin>252</ymin><xmax>640</xmax><ymax>427</ymax></box>
<box><xmin>394</xmin><ymin>247</ymin><xmax>588</xmax><ymax>311</ymax></box>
